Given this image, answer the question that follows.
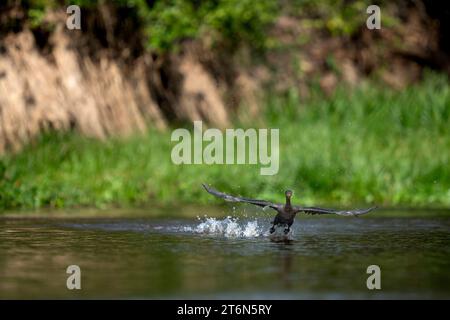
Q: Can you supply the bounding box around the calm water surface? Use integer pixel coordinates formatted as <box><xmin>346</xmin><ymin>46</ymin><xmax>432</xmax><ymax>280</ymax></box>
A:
<box><xmin>1</xmin><ymin>208</ymin><xmax>449</xmax><ymax>299</ymax></box>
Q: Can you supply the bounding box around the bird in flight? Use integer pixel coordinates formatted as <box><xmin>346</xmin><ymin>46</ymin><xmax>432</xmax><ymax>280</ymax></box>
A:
<box><xmin>202</xmin><ymin>184</ymin><xmax>376</xmax><ymax>235</ymax></box>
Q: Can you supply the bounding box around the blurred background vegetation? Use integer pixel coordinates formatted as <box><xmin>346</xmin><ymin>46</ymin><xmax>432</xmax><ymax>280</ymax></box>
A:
<box><xmin>0</xmin><ymin>0</ymin><xmax>449</xmax><ymax>211</ymax></box>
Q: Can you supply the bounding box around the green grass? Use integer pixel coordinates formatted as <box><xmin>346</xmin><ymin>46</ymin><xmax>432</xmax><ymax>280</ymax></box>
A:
<box><xmin>1</xmin><ymin>73</ymin><xmax>449</xmax><ymax>210</ymax></box>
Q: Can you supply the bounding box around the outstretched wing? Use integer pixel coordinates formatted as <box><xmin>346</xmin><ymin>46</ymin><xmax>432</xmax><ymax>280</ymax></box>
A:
<box><xmin>294</xmin><ymin>206</ymin><xmax>377</xmax><ymax>216</ymax></box>
<box><xmin>202</xmin><ymin>184</ymin><xmax>281</xmax><ymax>210</ymax></box>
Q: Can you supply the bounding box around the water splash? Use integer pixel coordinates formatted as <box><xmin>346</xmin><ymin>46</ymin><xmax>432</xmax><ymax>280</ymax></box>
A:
<box><xmin>183</xmin><ymin>216</ymin><xmax>265</xmax><ymax>238</ymax></box>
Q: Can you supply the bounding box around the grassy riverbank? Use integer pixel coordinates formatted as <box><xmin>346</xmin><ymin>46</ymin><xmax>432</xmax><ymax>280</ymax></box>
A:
<box><xmin>1</xmin><ymin>74</ymin><xmax>449</xmax><ymax>210</ymax></box>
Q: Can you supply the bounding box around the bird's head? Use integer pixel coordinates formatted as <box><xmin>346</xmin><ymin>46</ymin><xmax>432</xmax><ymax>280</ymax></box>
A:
<box><xmin>285</xmin><ymin>190</ymin><xmax>293</xmax><ymax>199</ymax></box>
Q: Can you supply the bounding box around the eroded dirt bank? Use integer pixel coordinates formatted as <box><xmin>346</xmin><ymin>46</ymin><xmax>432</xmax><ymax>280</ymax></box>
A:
<box><xmin>0</xmin><ymin>2</ymin><xmax>448</xmax><ymax>153</ymax></box>
<box><xmin>0</xmin><ymin>22</ymin><xmax>232</xmax><ymax>153</ymax></box>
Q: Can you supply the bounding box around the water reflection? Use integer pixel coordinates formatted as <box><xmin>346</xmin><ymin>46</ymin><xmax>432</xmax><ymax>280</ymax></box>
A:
<box><xmin>0</xmin><ymin>210</ymin><xmax>449</xmax><ymax>299</ymax></box>
<box><xmin>274</xmin><ymin>243</ymin><xmax>295</xmax><ymax>290</ymax></box>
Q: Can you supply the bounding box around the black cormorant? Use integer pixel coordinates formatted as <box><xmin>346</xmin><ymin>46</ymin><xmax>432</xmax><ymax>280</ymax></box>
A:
<box><xmin>202</xmin><ymin>184</ymin><xmax>376</xmax><ymax>234</ymax></box>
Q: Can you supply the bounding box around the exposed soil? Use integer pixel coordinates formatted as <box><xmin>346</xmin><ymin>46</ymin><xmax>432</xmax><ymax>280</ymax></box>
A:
<box><xmin>0</xmin><ymin>1</ymin><xmax>448</xmax><ymax>153</ymax></box>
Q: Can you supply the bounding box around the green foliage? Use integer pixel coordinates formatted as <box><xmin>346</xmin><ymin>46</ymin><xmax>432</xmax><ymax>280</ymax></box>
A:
<box><xmin>264</xmin><ymin>72</ymin><xmax>450</xmax><ymax>206</ymax></box>
<box><xmin>1</xmin><ymin>73</ymin><xmax>449</xmax><ymax>211</ymax></box>
<box><xmin>14</xmin><ymin>0</ymin><xmax>278</xmax><ymax>52</ymax></box>
<box><xmin>201</xmin><ymin>0</ymin><xmax>278</xmax><ymax>50</ymax></box>
<box><xmin>289</xmin><ymin>0</ymin><xmax>398</xmax><ymax>36</ymax></box>
<box><xmin>21</xmin><ymin>0</ymin><xmax>55</xmax><ymax>28</ymax></box>
<box><xmin>142</xmin><ymin>0</ymin><xmax>201</xmax><ymax>51</ymax></box>
<box><xmin>12</xmin><ymin>0</ymin><xmax>400</xmax><ymax>50</ymax></box>
<box><xmin>140</xmin><ymin>0</ymin><xmax>278</xmax><ymax>51</ymax></box>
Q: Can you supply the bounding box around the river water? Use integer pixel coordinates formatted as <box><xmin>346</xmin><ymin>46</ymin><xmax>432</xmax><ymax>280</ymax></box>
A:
<box><xmin>1</xmin><ymin>208</ymin><xmax>449</xmax><ymax>299</ymax></box>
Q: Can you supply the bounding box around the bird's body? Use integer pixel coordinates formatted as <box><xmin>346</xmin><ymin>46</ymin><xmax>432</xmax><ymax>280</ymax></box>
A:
<box><xmin>272</xmin><ymin>208</ymin><xmax>295</xmax><ymax>233</ymax></box>
<box><xmin>202</xmin><ymin>184</ymin><xmax>376</xmax><ymax>234</ymax></box>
